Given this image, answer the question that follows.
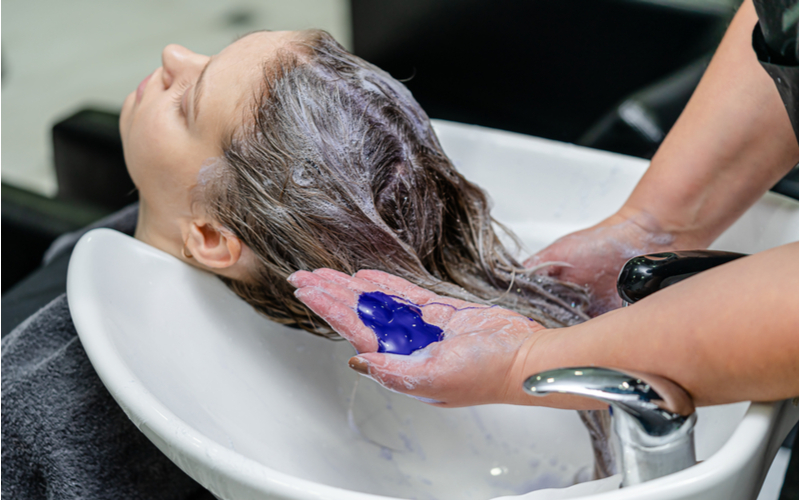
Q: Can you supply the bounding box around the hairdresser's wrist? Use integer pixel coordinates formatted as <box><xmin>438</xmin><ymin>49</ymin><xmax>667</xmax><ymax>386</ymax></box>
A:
<box><xmin>611</xmin><ymin>203</ymin><xmax>713</xmax><ymax>251</ymax></box>
<box><xmin>505</xmin><ymin>327</ymin><xmax>606</xmax><ymax>410</ymax></box>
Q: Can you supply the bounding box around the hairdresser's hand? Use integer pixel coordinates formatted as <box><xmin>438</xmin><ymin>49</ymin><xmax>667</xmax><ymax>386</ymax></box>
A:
<box><xmin>524</xmin><ymin>210</ymin><xmax>686</xmax><ymax>315</ymax></box>
<box><xmin>288</xmin><ymin>268</ymin><xmax>548</xmax><ymax>407</ymax></box>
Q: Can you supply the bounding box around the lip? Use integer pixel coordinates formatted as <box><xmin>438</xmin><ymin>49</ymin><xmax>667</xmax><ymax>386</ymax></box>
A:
<box><xmin>136</xmin><ymin>72</ymin><xmax>153</xmax><ymax>104</ymax></box>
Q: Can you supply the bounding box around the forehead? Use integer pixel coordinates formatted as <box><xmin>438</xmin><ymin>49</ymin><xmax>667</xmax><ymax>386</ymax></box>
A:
<box><xmin>218</xmin><ymin>30</ymin><xmax>297</xmax><ymax>67</ymax></box>
<box><xmin>199</xmin><ymin>31</ymin><xmax>298</xmax><ymax>136</ymax></box>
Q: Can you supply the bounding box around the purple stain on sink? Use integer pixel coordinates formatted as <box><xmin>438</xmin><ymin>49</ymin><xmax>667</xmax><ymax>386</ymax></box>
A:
<box><xmin>356</xmin><ymin>291</ymin><xmax>444</xmax><ymax>355</ymax></box>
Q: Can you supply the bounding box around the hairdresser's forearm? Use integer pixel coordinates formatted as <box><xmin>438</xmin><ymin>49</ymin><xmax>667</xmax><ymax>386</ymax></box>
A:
<box><xmin>511</xmin><ymin>242</ymin><xmax>798</xmax><ymax>408</ymax></box>
<box><xmin>619</xmin><ymin>0</ymin><xmax>797</xmax><ymax>248</ymax></box>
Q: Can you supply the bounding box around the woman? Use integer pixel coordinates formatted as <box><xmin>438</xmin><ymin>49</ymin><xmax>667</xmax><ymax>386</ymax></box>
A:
<box><xmin>123</xmin><ymin>29</ymin><xmax>591</xmax><ymax>331</ymax></box>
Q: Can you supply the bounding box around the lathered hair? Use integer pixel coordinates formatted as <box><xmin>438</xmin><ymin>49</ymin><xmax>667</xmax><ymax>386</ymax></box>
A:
<box><xmin>199</xmin><ymin>29</ymin><xmax>591</xmax><ymax>337</ymax></box>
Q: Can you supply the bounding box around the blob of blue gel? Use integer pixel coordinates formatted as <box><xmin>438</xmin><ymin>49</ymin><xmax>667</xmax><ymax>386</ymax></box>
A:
<box><xmin>357</xmin><ymin>291</ymin><xmax>444</xmax><ymax>355</ymax></box>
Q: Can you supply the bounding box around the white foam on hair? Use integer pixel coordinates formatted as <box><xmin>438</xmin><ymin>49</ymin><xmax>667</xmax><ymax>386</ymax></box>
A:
<box><xmin>196</xmin><ymin>157</ymin><xmax>226</xmax><ymax>187</ymax></box>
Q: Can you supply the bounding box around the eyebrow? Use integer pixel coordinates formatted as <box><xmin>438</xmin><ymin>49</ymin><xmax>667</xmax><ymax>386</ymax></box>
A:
<box><xmin>192</xmin><ymin>58</ymin><xmax>212</xmax><ymax>121</ymax></box>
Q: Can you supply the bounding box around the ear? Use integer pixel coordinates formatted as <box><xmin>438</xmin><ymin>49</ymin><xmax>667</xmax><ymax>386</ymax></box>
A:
<box><xmin>184</xmin><ymin>221</ymin><xmax>243</xmax><ymax>270</ymax></box>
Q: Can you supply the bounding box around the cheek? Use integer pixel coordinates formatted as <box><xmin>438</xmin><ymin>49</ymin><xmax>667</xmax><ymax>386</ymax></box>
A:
<box><xmin>124</xmin><ymin>110</ymin><xmax>183</xmax><ymax>189</ymax></box>
<box><xmin>121</xmin><ymin>97</ymin><xmax>220</xmax><ymax>214</ymax></box>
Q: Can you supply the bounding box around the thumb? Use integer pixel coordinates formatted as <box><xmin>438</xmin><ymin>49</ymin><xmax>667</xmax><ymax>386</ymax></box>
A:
<box><xmin>348</xmin><ymin>352</ymin><xmax>433</xmax><ymax>394</ymax></box>
<box><xmin>523</xmin><ymin>250</ymin><xmax>573</xmax><ymax>277</ymax></box>
<box><xmin>523</xmin><ymin>253</ymin><xmax>543</xmax><ymax>269</ymax></box>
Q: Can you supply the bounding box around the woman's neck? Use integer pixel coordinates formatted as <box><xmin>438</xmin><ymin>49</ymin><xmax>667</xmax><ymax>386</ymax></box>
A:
<box><xmin>134</xmin><ymin>200</ymin><xmax>184</xmax><ymax>261</ymax></box>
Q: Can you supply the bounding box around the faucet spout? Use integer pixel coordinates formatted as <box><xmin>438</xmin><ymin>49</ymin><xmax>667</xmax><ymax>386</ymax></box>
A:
<box><xmin>524</xmin><ymin>367</ymin><xmax>697</xmax><ymax>487</ymax></box>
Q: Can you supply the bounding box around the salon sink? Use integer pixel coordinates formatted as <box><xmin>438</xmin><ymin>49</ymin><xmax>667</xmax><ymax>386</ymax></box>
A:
<box><xmin>68</xmin><ymin>120</ymin><xmax>798</xmax><ymax>500</ymax></box>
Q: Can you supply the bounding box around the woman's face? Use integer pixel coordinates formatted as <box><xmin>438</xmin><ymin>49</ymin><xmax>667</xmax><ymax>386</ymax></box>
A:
<box><xmin>120</xmin><ymin>30</ymin><xmax>296</xmax><ymax>251</ymax></box>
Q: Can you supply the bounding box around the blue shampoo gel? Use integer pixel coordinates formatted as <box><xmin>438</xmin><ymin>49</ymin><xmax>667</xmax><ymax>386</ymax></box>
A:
<box><xmin>357</xmin><ymin>291</ymin><xmax>444</xmax><ymax>355</ymax></box>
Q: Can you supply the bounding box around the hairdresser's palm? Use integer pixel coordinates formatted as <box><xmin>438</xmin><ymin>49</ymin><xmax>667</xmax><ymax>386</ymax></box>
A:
<box><xmin>289</xmin><ymin>269</ymin><xmax>544</xmax><ymax>407</ymax></box>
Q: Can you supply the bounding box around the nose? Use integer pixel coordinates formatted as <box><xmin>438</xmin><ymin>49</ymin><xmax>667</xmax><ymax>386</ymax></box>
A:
<box><xmin>161</xmin><ymin>44</ymin><xmax>208</xmax><ymax>89</ymax></box>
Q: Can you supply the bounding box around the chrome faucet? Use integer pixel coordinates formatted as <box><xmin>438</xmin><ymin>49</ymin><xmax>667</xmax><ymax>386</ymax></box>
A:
<box><xmin>524</xmin><ymin>367</ymin><xmax>696</xmax><ymax>487</ymax></box>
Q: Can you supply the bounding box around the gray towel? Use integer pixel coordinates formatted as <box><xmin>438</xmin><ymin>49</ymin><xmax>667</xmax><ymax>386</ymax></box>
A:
<box><xmin>2</xmin><ymin>204</ymin><xmax>212</xmax><ymax>500</ymax></box>
<box><xmin>1</xmin><ymin>296</ymin><xmax>208</xmax><ymax>500</ymax></box>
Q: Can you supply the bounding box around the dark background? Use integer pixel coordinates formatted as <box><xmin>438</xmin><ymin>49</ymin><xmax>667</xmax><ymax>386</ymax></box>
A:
<box><xmin>351</xmin><ymin>0</ymin><xmax>728</xmax><ymax>143</ymax></box>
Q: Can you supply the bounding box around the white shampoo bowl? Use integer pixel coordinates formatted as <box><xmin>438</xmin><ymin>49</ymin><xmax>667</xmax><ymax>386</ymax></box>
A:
<box><xmin>68</xmin><ymin>120</ymin><xmax>798</xmax><ymax>500</ymax></box>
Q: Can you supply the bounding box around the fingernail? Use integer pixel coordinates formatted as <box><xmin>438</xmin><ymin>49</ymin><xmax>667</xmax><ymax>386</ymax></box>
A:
<box><xmin>287</xmin><ymin>272</ymin><xmax>299</xmax><ymax>286</ymax></box>
<box><xmin>348</xmin><ymin>356</ymin><xmax>369</xmax><ymax>375</ymax></box>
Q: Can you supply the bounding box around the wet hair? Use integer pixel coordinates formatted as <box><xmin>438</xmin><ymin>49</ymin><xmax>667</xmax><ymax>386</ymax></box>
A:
<box><xmin>199</xmin><ymin>30</ymin><xmax>590</xmax><ymax>337</ymax></box>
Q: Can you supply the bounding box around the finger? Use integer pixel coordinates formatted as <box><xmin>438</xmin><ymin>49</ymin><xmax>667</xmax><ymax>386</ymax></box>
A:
<box><xmin>313</xmin><ymin>268</ymin><xmax>388</xmax><ymax>295</ymax></box>
<box><xmin>354</xmin><ymin>269</ymin><xmax>479</xmax><ymax>327</ymax></box>
<box><xmin>352</xmin><ymin>352</ymin><xmax>437</xmax><ymax>395</ymax></box>
<box><xmin>522</xmin><ymin>253</ymin><xmax>543</xmax><ymax>269</ymax></box>
<box><xmin>524</xmin><ymin>249</ymin><xmax>559</xmax><ymax>275</ymax></box>
<box><xmin>350</xmin><ymin>354</ymin><xmax>446</xmax><ymax>405</ymax></box>
<box><xmin>312</xmin><ymin>269</ymin><xmax>439</xmax><ymax>315</ymax></box>
<box><xmin>289</xmin><ymin>271</ymin><xmax>360</xmax><ymax>308</ymax></box>
<box><xmin>308</xmin><ymin>268</ymin><xmax>465</xmax><ymax>314</ymax></box>
<box><xmin>354</xmin><ymin>269</ymin><xmax>437</xmax><ymax>303</ymax></box>
<box><xmin>314</xmin><ymin>268</ymin><xmax>461</xmax><ymax>316</ymax></box>
<box><xmin>298</xmin><ymin>268</ymin><xmax>394</xmax><ymax>298</ymax></box>
<box><xmin>294</xmin><ymin>287</ymin><xmax>379</xmax><ymax>353</ymax></box>
<box><xmin>286</xmin><ymin>270</ymin><xmax>317</xmax><ymax>288</ymax></box>
<box><xmin>309</xmin><ymin>268</ymin><xmax>360</xmax><ymax>285</ymax></box>
<box><xmin>294</xmin><ymin>269</ymin><xmax>413</xmax><ymax>310</ymax></box>
<box><xmin>297</xmin><ymin>269</ymin><xmax>457</xmax><ymax>336</ymax></box>
<box><xmin>289</xmin><ymin>270</ymin><xmax>361</xmax><ymax>292</ymax></box>
<box><xmin>354</xmin><ymin>269</ymin><xmax>465</xmax><ymax>308</ymax></box>
<box><xmin>523</xmin><ymin>253</ymin><xmax>572</xmax><ymax>278</ymax></box>
<box><xmin>303</xmin><ymin>269</ymin><xmax>469</xmax><ymax>331</ymax></box>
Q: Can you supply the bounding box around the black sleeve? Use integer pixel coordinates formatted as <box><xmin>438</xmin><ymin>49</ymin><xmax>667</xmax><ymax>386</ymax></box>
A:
<box><xmin>752</xmin><ymin>0</ymin><xmax>799</xmax><ymax>140</ymax></box>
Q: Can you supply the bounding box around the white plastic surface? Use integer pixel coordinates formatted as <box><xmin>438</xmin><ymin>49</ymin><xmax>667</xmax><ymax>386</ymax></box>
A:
<box><xmin>68</xmin><ymin>120</ymin><xmax>799</xmax><ymax>500</ymax></box>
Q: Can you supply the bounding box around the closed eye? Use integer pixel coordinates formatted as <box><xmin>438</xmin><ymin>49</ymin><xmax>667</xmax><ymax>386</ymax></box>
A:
<box><xmin>172</xmin><ymin>81</ymin><xmax>191</xmax><ymax>121</ymax></box>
